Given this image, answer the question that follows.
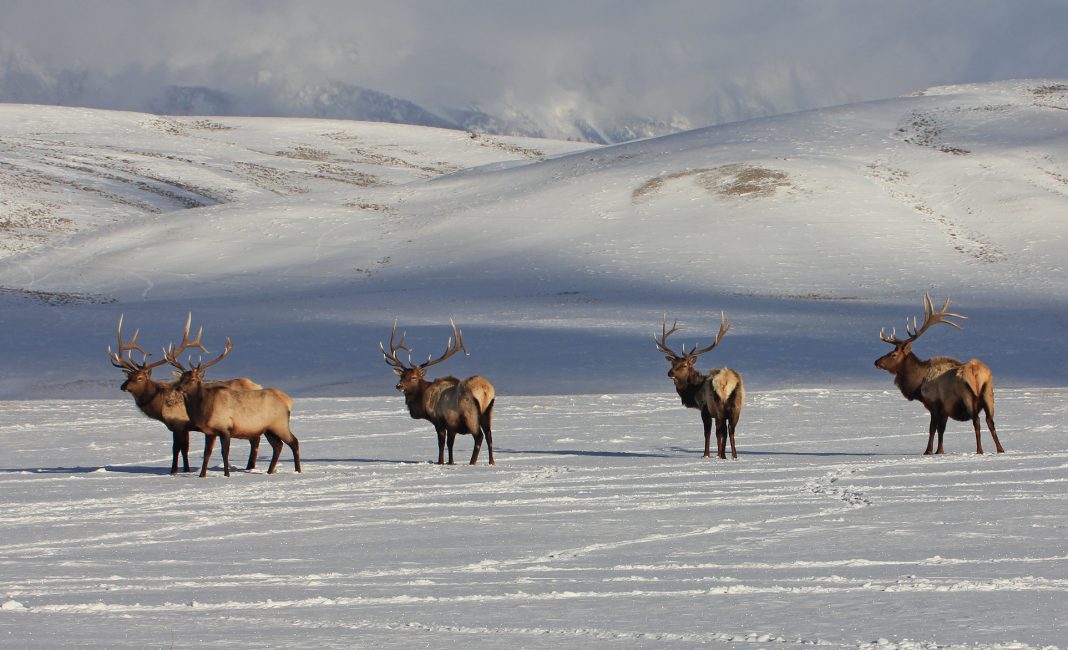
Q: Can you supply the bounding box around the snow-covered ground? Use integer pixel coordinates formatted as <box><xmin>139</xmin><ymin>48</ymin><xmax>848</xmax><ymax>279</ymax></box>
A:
<box><xmin>1</xmin><ymin>390</ymin><xmax>1065</xmax><ymax>648</ymax></box>
<box><xmin>1</xmin><ymin>80</ymin><xmax>1067</xmax><ymax>647</ymax></box>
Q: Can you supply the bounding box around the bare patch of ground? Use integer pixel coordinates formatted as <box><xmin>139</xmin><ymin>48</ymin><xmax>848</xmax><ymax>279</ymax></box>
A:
<box><xmin>314</xmin><ymin>163</ymin><xmax>384</xmax><ymax>187</ymax></box>
<box><xmin>233</xmin><ymin>162</ymin><xmax>309</xmax><ymax>195</ymax></box>
<box><xmin>0</xmin><ymin>286</ymin><xmax>116</xmax><ymax>305</ymax></box>
<box><xmin>896</xmin><ymin>111</ymin><xmax>971</xmax><ymax>155</ymax></box>
<box><xmin>275</xmin><ymin>146</ymin><xmax>333</xmax><ymax>162</ymax></box>
<box><xmin>467</xmin><ymin>132</ymin><xmax>546</xmax><ymax>160</ymax></box>
<box><xmin>633</xmin><ymin>164</ymin><xmax>791</xmax><ymax>204</ymax></box>
<box><xmin>343</xmin><ymin>201</ymin><xmax>398</xmax><ymax>216</ymax></box>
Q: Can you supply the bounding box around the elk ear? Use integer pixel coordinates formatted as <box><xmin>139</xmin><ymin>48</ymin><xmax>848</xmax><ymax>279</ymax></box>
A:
<box><xmin>664</xmin><ymin>355</ymin><xmax>675</xmax><ymax>363</ymax></box>
<box><xmin>392</xmin><ymin>368</ymin><xmax>403</xmax><ymax>377</ymax></box>
<box><xmin>172</xmin><ymin>370</ymin><xmax>182</xmax><ymax>379</ymax></box>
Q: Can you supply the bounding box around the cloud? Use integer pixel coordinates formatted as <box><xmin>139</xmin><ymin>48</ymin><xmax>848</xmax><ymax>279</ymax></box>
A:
<box><xmin>2</xmin><ymin>0</ymin><xmax>1068</xmax><ymax>140</ymax></box>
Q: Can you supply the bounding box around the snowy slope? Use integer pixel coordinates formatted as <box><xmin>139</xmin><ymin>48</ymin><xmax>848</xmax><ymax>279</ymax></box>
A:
<box><xmin>3</xmin><ymin>82</ymin><xmax>1068</xmax><ymax>400</ymax></box>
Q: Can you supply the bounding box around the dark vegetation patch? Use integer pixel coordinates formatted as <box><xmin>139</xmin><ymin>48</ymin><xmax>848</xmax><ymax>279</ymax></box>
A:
<box><xmin>633</xmin><ymin>164</ymin><xmax>791</xmax><ymax>203</ymax></box>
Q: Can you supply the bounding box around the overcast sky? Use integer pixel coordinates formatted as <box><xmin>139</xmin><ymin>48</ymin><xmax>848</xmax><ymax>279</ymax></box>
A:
<box><xmin>2</xmin><ymin>0</ymin><xmax>1067</xmax><ymax>136</ymax></box>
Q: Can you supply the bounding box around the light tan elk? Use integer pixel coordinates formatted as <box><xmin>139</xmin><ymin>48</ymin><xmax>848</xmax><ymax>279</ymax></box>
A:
<box><xmin>875</xmin><ymin>293</ymin><xmax>1003</xmax><ymax>455</ymax></box>
<box><xmin>381</xmin><ymin>320</ymin><xmax>495</xmax><ymax>465</ymax></box>
<box><xmin>165</xmin><ymin>324</ymin><xmax>301</xmax><ymax>477</ymax></box>
<box><xmin>655</xmin><ymin>313</ymin><xmax>745</xmax><ymax>459</ymax></box>
<box><xmin>108</xmin><ymin>315</ymin><xmax>262</xmax><ymax>474</ymax></box>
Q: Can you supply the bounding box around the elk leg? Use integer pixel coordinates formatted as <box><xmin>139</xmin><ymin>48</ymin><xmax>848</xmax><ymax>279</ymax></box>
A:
<box><xmin>715</xmin><ymin>419</ymin><xmax>728</xmax><ymax>459</ymax></box>
<box><xmin>483</xmin><ymin>419</ymin><xmax>495</xmax><ymax>466</ymax></box>
<box><xmin>470</xmin><ymin>431</ymin><xmax>484</xmax><ymax>465</ymax></box>
<box><xmin>289</xmin><ymin>436</ymin><xmax>301</xmax><ymax>473</ymax></box>
<box><xmin>264</xmin><ymin>432</ymin><xmax>283</xmax><ymax>474</ymax></box>
<box><xmin>986</xmin><ymin>413</ymin><xmax>1004</xmax><ymax>453</ymax></box>
<box><xmin>972</xmin><ymin>416</ymin><xmax>984</xmax><ymax>454</ymax></box>
<box><xmin>220</xmin><ymin>434</ymin><xmax>232</xmax><ymax>477</ymax></box>
<box><xmin>701</xmin><ymin>410</ymin><xmax>713</xmax><ymax>458</ymax></box>
<box><xmin>199</xmin><ymin>435</ymin><xmax>217</xmax><ymax>478</ymax></box>
<box><xmin>727</xmin><ymin>413</ymin><xmax>739</xmax><ymax>459</ymax></box>
<box><xmin>436</xmin><ymin>428</ymin><xmax>447</xmax><ymax>465</ymax></box>
<box><xmin>246</xmin><ymin>435</ymin><xmax>261</xmax><ymax>470</ymax></box>
<box><xmin>924</xmin><ymin>415</ymin><xmax>937</xmax><ymax>455</ymax></box>
<box><xmin>171</xmin><ymin>428</ymin><xmax>189</xmax><ymax>475</ymax></box>
<box><xmin>446</xmin><ymin>430</ymin><xmax>457</xmax><ymax>465</ymax></box>
<box><xmin>935</xmin><ymin>415</ymin><xmax>948</xmax><ymax>454</ymax></box>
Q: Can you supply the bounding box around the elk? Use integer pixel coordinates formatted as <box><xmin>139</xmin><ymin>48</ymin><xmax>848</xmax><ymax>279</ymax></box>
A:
<box><xmin>381</xmin><ymin>320</ymin><xmax>496</xmax><ymax>465</ymax></box>
<box><xmin>108</xmin><ymin>315</ymin><xmax>262</xmax><ymax>474</ymax></box>
<box><xmin>164</xmin><ymin>324</ymin><xmax>301</xmax><ymax>477</ymax></box>
<box><xmin>655</xmin><ymin>313</ymin><xmax>745</xmax><ymax>459</ymax></box>
<box><xmin>875</xmin><ymin>293</ymin><xmax>1004</xmax><ymax>455</ymax></box>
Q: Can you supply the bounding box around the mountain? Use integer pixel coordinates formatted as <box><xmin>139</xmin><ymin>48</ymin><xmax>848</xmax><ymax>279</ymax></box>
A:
<box><xmin>0</xmin><ymin>53</ymin><xmax>685</xmax><ymax>143</ymax></box>
<box><xmin>0</xmin><ymin>79</ymin><xmax>1067</xmax><ymax>400</ymax></box>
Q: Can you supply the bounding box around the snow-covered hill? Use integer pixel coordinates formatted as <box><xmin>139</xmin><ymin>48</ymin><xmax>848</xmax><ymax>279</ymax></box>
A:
<box><xmin>1</xmin><ymin>80</ymin><xmax>1067</xmax><ymax>400</ymax></box>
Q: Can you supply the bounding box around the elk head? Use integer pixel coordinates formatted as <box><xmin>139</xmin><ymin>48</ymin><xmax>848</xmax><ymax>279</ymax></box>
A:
<box><xmin>108</xmin><ymin>315</ymin><xmax>170</xmax><ymax>392</ymax></box>
<box><xmin>380</xmin><ymin>319</ymin><xmax>467</xmax><ymax>394</ymax></box>
<box><xmin>875</xmin><ymin>293</ymin><xmax>965</xmax><ymax>374</ymax></box>
<box><xmin>163</xmin><ymin>314</ymin><xmax>232</xmax><ymax>391</ymax></box>
<box><xmin>654</xmin><ymin>313</ymin><xmax>730</xmax><ymax>390</ymax></box>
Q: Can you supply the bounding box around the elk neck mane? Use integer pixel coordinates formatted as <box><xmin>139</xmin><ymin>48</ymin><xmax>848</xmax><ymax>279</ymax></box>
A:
<box><xmin>674</xmin><ymin>370</ymin><xmax>707</xmax><ymax>409</ymax></box>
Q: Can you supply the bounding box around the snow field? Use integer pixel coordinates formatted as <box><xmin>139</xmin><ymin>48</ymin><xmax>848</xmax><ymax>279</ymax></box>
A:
<box><xmin>1</xmin><ymin>389</ymin><xmax>1065</xmax><ymax>648</ymax></box>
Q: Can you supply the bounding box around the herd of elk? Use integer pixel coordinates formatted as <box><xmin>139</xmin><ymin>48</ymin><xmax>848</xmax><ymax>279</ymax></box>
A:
<box><xmin>380</xmin><ymin>320</ymin><xmax>496</xmax><ymax>465</ymax></box>
<box><xmin>108</xmin><ymin>315</ymin><xmax>262</xmax><ymax>474</ymax></box>
<box><xmin>109</xmin><ymin>293</ymin><xmax>1004</xmax><ymax>477</ymax></box>
<box><xmin>654</xmin><ymin>312</ymin><xmax>745</xmax><ymax>459</ymax></box>
<box><xmin>875</xmin><ymin>293</ymin><xmax>1003</xmax><ymax>455</ymax></box>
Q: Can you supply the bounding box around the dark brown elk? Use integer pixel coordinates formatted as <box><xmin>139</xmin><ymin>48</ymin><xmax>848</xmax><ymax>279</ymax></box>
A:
<box><xmin>164</xmin><ymin>325</ymin><xmax>301</xmax><ymax>478</ymax></box>
<box><xmin>108</xmin><ymin>315</ymin><xmax>261</xmax><ymax>474</ymax></box>
<box><xmin>381</xmin><ymin>320</ymin><xmax>495</xmax><ymax>465</ymax></box>
<box><xmin>875</xmin><ymin>293</ymin><xmax>1004</xmax><ymax>455</ymax></box>
<box><xmin>655</xmin><ymin>313</ymin><xmax>745</xmax><ymax>459</ymax></box>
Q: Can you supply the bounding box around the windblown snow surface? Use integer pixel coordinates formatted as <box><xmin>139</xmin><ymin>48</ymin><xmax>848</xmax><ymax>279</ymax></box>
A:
<box><xmin>0</xmin><ymin>80</ymin><xmax>1066</xmax><ymax>648</ymax></box>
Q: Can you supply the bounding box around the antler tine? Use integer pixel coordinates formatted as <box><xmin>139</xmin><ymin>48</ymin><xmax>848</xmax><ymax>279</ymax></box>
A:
<box><xmin>380</xmin><ymin>319</ymin><xmax>413</xmax><ymax>370</ymax></box>
<box><xmin>163</xmin><ymin>312</ymin><xmax>211</xmax><ymax>370</ymax></box>
<box><xmin>689</xmin><ymin>311</ymin><xmax>731</xmax><ymax>357</ymax></box>
<box><xmin>881</xmin><ymin>293</ymin><xmax>966</xmax><ymax>346</ymax></box>
<box><xmin>654</xmin><ymin>314</ymin><xmax>683</xmax><ymax>358</ymax></box>
<box><xmin>197</xmin><ymin>336</ymin><xmax>233</xmax><ymax>371</ymax></box>
<box><xmin>108</xmin><ymin>314</ymin><xmax>168</xmax><ymax>370</ymax></box>
<box><xmin>418</xmin><ymin>319</ymin><xmax>467</xmax><ymax>370</ymax></box>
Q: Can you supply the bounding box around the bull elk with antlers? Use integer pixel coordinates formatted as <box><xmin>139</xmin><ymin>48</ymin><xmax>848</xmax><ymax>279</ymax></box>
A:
<box><xmin>108</xmin><ymin>315</ymin><xmax>262</xmax><ymax>474</ymax></box>
<box><xmin>655</xmin><ymin>313</ymin><xmax>745</xmax><ymax>459</ymax></box>
<box><xmin>875</xmin><ymin>293</ymin><xmax>1004</xmax><ymax>455</ymax></box>
<box><xmin>381</xmin><ymin>320</ymin><xmax>495</xmax><ymax>465</ymax></box>
<box><xmin>165</xmin><ymin>322</ymin><xmax>301</xmax><ymax>477</ymax></box>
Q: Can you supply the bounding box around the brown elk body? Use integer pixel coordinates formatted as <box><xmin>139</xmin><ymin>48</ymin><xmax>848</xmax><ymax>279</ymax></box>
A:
<box><xmin>655</xmin><ymin>313</ymin><xmax>745</xmax><ymax>459</ymax></box>
<box><xmin>165</xmin><ymin>326</ymin><xmax>301</xmax><ymax>478</ymax></box>
<box><xmin>109</xmin><ymin>316</ymin><xmax>262</xmax><ymax>474</ymax></box>
<box><xmin>875</xmin><ymin>294</ymin><xmax>1004</xmax><ymax>455</ymax></box>
<box><xmin>382</xmin><ymin>321</ymin><xmax>495</xmax><ymax>465</ymax></box>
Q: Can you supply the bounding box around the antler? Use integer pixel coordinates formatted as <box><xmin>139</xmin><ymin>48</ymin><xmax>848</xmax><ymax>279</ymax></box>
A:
<box><xmin>879</xmin><ymin>293</ymin><xmax>966</xmax><ymax>346</ymax></box>
<box><xmin>381</xmin><ymin>320</ymin><xmax>467</xmax><ymax>373</ymax></box>
<box><xmin>417</xmin><ymin>319</ymin><xmax>467</xmax><ymax>370</ymax></box>
<box><xmin>380</xmin><ymin>319</ymin><xmax>413</xmax><ymax>372</ymax></box>
<box><xmin>163</xmin><ymin>313</ymin><xmax>218</xmax><ymax>371</ymax></box>
<box><xmin>107</xmin><ymin>314</ymin><xmax>168</xmax><ymax>371</ymax></box>
<box><xmin>654</xmin><ymin>312</ymin><xmax>730</xmax><ymax>360</ymax></box>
